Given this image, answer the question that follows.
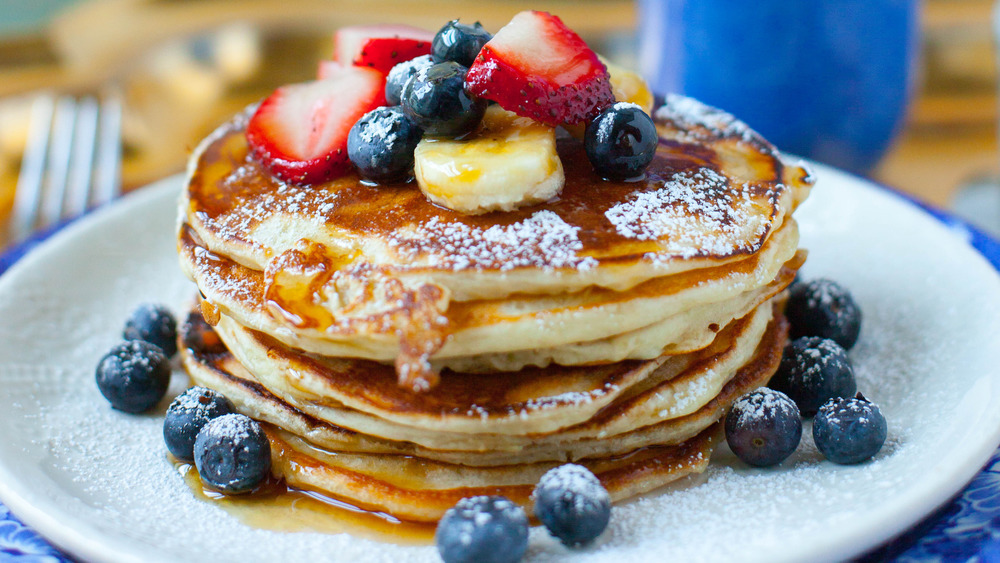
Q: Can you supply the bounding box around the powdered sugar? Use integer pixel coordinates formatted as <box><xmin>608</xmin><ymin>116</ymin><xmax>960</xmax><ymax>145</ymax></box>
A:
<box><xmin>389</xmin><ymin>210</ymin><xmax>599</xmax><ymax>272</ymax></box>
<box><xmin>605</xmin><ymin>167</ymin><xmax>777</xmax><ymax>258</ymax></box>
<box><xmin>655</xmin><ymin>94</ymin><xmax>763</xmax><ymax>146</ymax></box>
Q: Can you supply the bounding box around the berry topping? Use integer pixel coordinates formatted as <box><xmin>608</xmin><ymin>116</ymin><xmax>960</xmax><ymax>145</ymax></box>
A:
<box><xmin>725</xmin><ymin>388</ymin><xmax>802</xmax><ymax>467</ymax></box>
<box><xmin>123</xmin><ymin>303</ymin><xmax>178</xmax><ymax>358</ymax></box>
<box><xmin>786</xmin><ymin>278</ymin><xmax>862</xmax><ymax>350</ymax></box>
<box><xmin>432</xmin><ymin>20</ymin><xmax>492</xmax><ymax>67</ymax></box>
<box><xmin>316</xmin><ymin>59</ymin><xmax>344</xmax><ymax>80</ymax></box>
<box><xmin>533</xmin><ymin>464</ymin><xmax>611</xmax><ymax>547</ymax></box>
<box><xmin>246</xmin><ymin>67</ymin><xmax>387</xmax><ymax>184</ymax></box>
<box><xmin>194</xmin><ymin>413</ymin><xmax>271</xmax><ymax>494</ymax></box>
<box><xmin>465</xmin><ymin>10</ymin><xmax>614</xmax><ymax>126</ymax></box>
<box><xmin>401</xmin><ymin>61</ymin><xmax>486</xmax><ymax>137</ymax></box>
<box><xmin>334</xmin><ymin>24</ymin><xmax>433</xmax><ymax>74</ymax></box>
<box><xmin>813</xmin><ymin>393</ymin><xmax>887</xmax><ymax>464</ymax></box>
<box><xmin>348</xmin><ymin>106</ymin><xmax>423</xmax><ymax>183</ymax></box>
<box><xmin>436</xmin><ymin>496</ymin><xmax>528</xmax><ymax>563</ymax></box>
<box><xmin>180</xmin><ymin>310</ymin><xmax>227</xmax><ymax>355</ymax></box>
<box><xmin>163</xmin><ymin>386</ymin><xmax>235</xmax><ymax>462</ymax></box>
<box><xmin>584</xmin><ymin>102</ymin><xmax>658</xmax><ymax>180</ymax></box>
<box><xmin>769</xmin><ymin>337</ymin><xmax>856</xmax><ymax>416</ymax></box>
<box><xmin>385</xmin><ymin>54</ymin><xmax>433</xmax><ymax>105</ymax></box>
<box><xmin>95</xmin><ymin>340</ymin><xmax>171</xmax><ymax>414</ymax></box>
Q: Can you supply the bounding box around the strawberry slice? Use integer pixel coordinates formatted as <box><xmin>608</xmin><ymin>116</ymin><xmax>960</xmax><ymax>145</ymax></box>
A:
<box><xmin>466</xmin><ymin>11</ymin><xmax>614</xmax><ymax>126</ymax></box>
<box><xmin>334</xmin><ymin>24</ymin><xmax>433</xmax><ymax>74</ymax></box>
<box><xmin>246</xmin><ymin>66</ymin><xmax>386</xmax><ymax>184</ymax></box>
<box><xmin>316</xmin><ymin>59</ymin><xmax>343</xmax><ymax>80</ymax></box>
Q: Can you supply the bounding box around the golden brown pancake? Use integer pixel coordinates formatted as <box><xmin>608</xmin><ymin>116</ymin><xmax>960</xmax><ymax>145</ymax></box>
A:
<box><xmin>179</xmin><ymin>95</ymin><xmax>811</xmax><ymax>388</ymax></box>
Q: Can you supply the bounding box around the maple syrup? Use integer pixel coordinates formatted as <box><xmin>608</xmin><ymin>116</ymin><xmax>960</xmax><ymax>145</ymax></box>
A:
<box><xmin>175</xmin><ymin>461</ymin><xmax>436</xmax><ymax>545</ymax></box>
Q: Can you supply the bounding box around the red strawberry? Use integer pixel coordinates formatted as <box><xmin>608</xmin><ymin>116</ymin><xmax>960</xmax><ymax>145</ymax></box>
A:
<box><xmin>334</xmin><ymin>24</ymin><xmax>433</xmax><ymax>74</ymax></box>
<box><xmin>465</xmin><ymin>11</ymin><xmax>614</xmax><ymax>126</ymax></box>
<box><xmin>246</xmin><ymin>67</ymin><xmax>386</xmax><ymax>184</ymax></box>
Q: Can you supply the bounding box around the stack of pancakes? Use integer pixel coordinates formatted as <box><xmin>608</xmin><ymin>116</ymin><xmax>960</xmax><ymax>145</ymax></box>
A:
<box><xmin>177</xmin><ymin>94</ymin><xmax>812</xmax><ymax>522</ymax></box>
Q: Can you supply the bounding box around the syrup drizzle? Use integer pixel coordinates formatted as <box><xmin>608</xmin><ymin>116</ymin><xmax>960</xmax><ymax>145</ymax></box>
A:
<box><xmin>175</xmin><ymin>460</ymin><xmax>436</xmax><ymax>545</ymax></box>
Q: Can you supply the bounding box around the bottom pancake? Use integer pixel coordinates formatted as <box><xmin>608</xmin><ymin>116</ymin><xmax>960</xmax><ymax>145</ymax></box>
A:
<box><xmin>178</xmin><ymin>306</ymin><xmax>787</xmax><ymax>522</ymax></box>
<box><xmin>267</xmin><ymin>423</ymin><xmax>720</xmax><ymax>523</ymax></box>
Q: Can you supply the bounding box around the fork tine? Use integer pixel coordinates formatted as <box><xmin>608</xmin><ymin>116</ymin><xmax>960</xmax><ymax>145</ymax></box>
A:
<box><xmin>39</xmin><ymin>96</ymin><xmax>79</xmax><ymax>230</ymax></box>
<box><xmin>91</xmin><ymin>92</ymin><xmax>122</xmax><ymax>207</ymax></box>
<box><xmin>10</xmin><ymin>95</ymin><xmax>55</xmax><ymax>242</ymax></box>
<box><xmin>64</xmin><ymin>96</ymin><xmax>99</xmax><ymax>219</ymax></box>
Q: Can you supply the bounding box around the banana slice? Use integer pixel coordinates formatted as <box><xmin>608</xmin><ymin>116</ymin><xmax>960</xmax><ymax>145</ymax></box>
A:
<box><xmin>602</xmin><ymin>56</ymin><xmax>655</xmax><ymax>115</ymax></box>
<box><xmin>414</xmin><ymin>106</ymin><xmax>564</xmax><ymax>214</ymax></box>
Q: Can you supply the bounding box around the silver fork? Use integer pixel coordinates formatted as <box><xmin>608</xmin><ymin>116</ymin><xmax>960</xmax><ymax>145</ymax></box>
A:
<box><xmin>9</xmin><ymin>92</ymin><xmax>123</xmax><ymax>243</ymax></box>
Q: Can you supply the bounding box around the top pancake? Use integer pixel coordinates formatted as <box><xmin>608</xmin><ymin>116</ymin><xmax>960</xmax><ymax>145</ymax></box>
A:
<box><xmin>182</xmin><ymin>94</ymin><xmax>813</xmax><ymax>303</ymax></box>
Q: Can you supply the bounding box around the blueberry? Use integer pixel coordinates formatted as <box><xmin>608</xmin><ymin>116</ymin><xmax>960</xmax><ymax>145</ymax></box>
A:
<box><xmin>533</xmin><ymin>464</ymin><xmax>611</xmax><ymax>546</ymax></box>
<box><xmin>769</xmin><ymin>337</ymin><xmax>856</xmax><ymax>416</ymax></box>
<box><xmin>786</xmin><ymin>278</ymin><xmax>862</xmax><ymax>350</ymax></box>
<box><xmin>385</xmin><ymin>54</ymin><xmax>433</xmax><ymax>106</ymax></box>
<box><xmin>432</xmin><ymin>20</ymin><xmax>492</xmax><ymax>67</ymax></box>
<box><xmin>95</xmin><ymin>340</ymin><xmax>171</xmax><ymax>413</ymax></box>
<box><xmin>123</xmin><ymin>303</ymin><xmax>178</xmax><ymax>357</ymax></box>
<box><xmin>725</xmin><ymin>388</ymin><xmax>802</xmax><ymax>467</ymax></box>
<box><xmin>436</xmin><ymin>496</ymin><xmax>528</xmax><ymax>563</ymax></box>
<box><xmin>193</xmin><ymin>414</ymin><xmax>271</xmax><ymax>494</ymax></box>
<box><xmin>584</xmin><ymin>102</ymin><xmax>658</xmax><ymax>180</ymax></box>
<box><xmin>813</xmin><ymin>393</ymin><xmax>887</xmax><ymax>464</ymax></box>
<box><xmin>163</xmin><ymin>386</ymin><xmax>235</xmax><ymax>462</ymax></box>
<box><xmin>180</xmin><ymin>310</ymin><xmax>226</xmax><ymax>355</ymax></box>
<box><xmin>401</xmin><ymin>61</ymin><xmax>486</xmax><ymax>137</ymax></box>
<box><xmin>347</xmin><ymin>106</ymin><xmax>423</xmax><ymax>183</ymax></box>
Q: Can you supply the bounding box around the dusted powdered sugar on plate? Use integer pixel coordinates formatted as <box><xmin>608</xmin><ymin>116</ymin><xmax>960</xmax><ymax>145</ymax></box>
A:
<box><xmin>389</xmin><ymin>210</ymin><xmax>599</xmax><ymax>272</ymax></box>
<box><xmin>0</xmin><ymin>168</ymin><xmax>998</xmax><ymax>563</ymax></box>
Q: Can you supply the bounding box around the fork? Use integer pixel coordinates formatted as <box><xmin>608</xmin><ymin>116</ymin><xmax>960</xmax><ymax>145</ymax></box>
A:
<box><xmin>9</xmin><ymin>92</ymin><xmax>123</xmax><ymax>243</ymax></box>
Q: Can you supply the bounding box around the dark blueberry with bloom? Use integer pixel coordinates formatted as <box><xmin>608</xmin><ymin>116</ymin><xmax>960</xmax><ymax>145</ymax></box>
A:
<box><xmin>163</xmin><ymin>386</ymin><xmax>235</xmax><ymax>462</ymax></box>
<box><xmin>194</xmin><ymin>414</ymin><xmax>271</xmax><ymax>494</ymax></box>
<box><xmin>435</xmin><ymin>495</ymin><xmax>528</xmax><ymax>563</ymax></box>
<box><xmin>95</xmin><ymin>340</ymin><xmax>171</xmax><ymax>413</ymax></box>
<box><xmin>725</xmin><ymin>388</ymin><xmax>802</xmax><ymax>467</ymax></box>
<box><xmin>584</xmin><ymin>102</ymin><xmax>657</xmax><ymax>180</ymax></box>
<box><xmin>813</xmin><ymin>393</ymin><xmax>887</xmax><ymax>464</ymax></box>
<box><xmin>385</xmin><ymin>54</ymin><xmax>434</xmax><ymax>105</ymax></box>
<box><xmin>400</xmin><ymin>61</ymin><xmax>486</xmax><ymax>137</ymax></box>
<box><xmin>347</xmin><ymin>106</ymin><xmax>423</xmax><ymax>183</ymax></box>
<box><xmin>533</xmin><ymin>463</ymin><xmax>611</xmax><ymax>546</ymax></box>
<box><xmin>432</xmin><ymin>20</ymin><xmax>492</xmax><ymax>67</ymax></box>
<box><xmin>770</xmin><ymin>336</ymin><xmax>856</xmax><ymax>416</ymax></box>
<box><xmin>123</xmin><ymin>303</ymin><xmax>178</xmax><ymax>357</ymax></box>
<box><xmin>786</xmin><ymin>278</ymin><xmax>862</xmax><ymax>350</ymax></box>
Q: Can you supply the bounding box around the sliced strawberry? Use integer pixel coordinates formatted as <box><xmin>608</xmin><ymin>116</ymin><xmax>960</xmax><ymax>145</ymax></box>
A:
<box><xmin>246</xmin><ymin>66</ymin><xmax>386</xmax><ymax>184</ymax></box>
<box><xmin>334</xmin><ymin>24</ymin><xmax>433</xmax><ymax>74</ymax></box>
<box><xmin>465</xmin><ymin>11</ymin><xmax>614</xmax><ymax>126</ymax></box>
<box><xmin>316</xmin><ymin>59</ymin><xmax>344</xmax><ymax>80</ymax></box>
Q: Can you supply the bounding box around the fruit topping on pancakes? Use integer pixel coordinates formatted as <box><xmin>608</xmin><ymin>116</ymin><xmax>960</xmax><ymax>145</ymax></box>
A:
<box><xmin>245</xmin><ymin>66</ymin><xmax>386</xmax><ymax>184</ymax></box>
<box><xmin>465</xmin><ymin>11</ymin><xmax>614</xmax><ymax>127</ymax></box>
<box><xmin>333</xmin><ymin>24</ymin><xmax>434</xmax><ymax>73</ymax></box>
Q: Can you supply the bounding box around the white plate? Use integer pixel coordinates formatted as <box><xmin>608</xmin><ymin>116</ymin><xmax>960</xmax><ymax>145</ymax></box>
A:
<box><xmin>0</xmin><ymin>165</ymin><xmax>999</xmax><ymax>563</ymax></box>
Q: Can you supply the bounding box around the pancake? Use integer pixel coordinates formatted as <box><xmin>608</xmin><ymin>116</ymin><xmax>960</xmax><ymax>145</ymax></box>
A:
<box><xmin>179</xmin><ymin>303</ymin><xmax>786</xmax><ymax>465</ymax></box>
<box><xmin>179</xmin><ymin>94</ymin><xmax>811</xmax><ymax>387</ymax></box>
<box><xmin>266</xmin><ymin>425</ymin><xmax>720</xmax><ymax>523</ymax></box>
<box><xmin>211</xmin><ymin>302</ymin><xmax>774</xmax><ymax>439</ymax></box>
<box><xmin>182</xmin><ymin>94</ymin><xmax>811</xmax><ymax>302</ymax></box>
<box><xmin>179</xmin><ymin>221</ymin><xmax>802</xmax><ymax>374</ymax></box>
